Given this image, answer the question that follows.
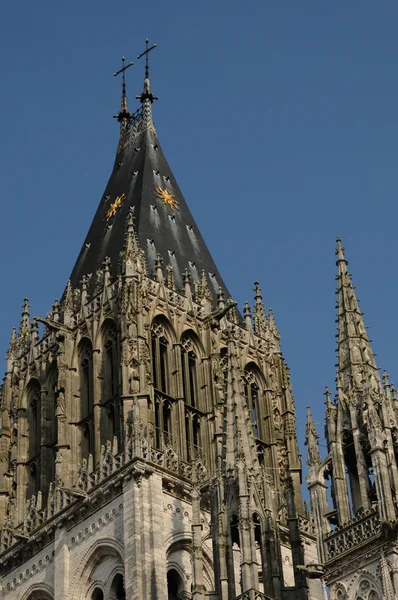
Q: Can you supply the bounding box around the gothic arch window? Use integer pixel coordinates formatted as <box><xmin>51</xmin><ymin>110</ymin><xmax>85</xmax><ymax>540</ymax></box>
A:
<box><xmin>228</xmin><ymin>514</ymin><xmax>241</xmax><ymax>598</ymax></box>
<box><xmin>180</xmin><ymin>332</ymin><xmax>205</xmax><ymax>462</ymax></box>
<box><xmin>154</xmin><ymin>394</ymin><xmax>173</xmax><ymax>448</ymax></box>
<box><xmin>91</xmin><ymin>588</ymin><xmax>104</xmax><ymax>600</ymax></box>
<box><xmin>151</xmin><ymin>317</ymin><xmax>176</xmax><ymax>449</ymax></box>
<box><xmin>151</xmin><ymin>318</ymin><xmax>174</xmax><ymax>394</ymax></box>
<box><xmin>244</xmin><ymin>364</ymin><xmax>265</xmax><ymax>441</ymax></box>
<box><xmin>253</xmin><ymin>513</ymin><xmax>267</xmax><ymax>594</ymax></box>
<box><xmin>26</xmin><ymin>380</ymin><xmax>42</xmax><ymax>497</ymax></box>
<box><xmin>101</xmin><ymin>321</ymin><xmax>121</xmax><ymax>444</ymax></box>
<box><xmin>181</xmin><ymin>334</ymin><xmax>200</xmax><ymax>408</ymax></box>
<box><xmin>167</xmin><ymin>569</ymin><xmax>183</xmax><ymax>600</ymax></box>
<box><xmin>42</xmin><ymin>365</ymin><xmax>58</xmax><ymax>493</ymax></box>
<box><xmin>78</xmin><ymin>340</ymin><xmax>94</xmax><ymax>460</ymax></box>
<box><xmin>109</xmin><ymin>574</ymin><xmax>126</xmax><ymax>600</ymax></box>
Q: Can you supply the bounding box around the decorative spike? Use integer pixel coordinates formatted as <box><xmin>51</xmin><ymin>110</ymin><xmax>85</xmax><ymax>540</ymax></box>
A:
<box><xmin>243</xmin><ymin>301</ymin><xmax>252</xmax><ymax>331</ymax></box>
<box><xmin>383</xmin><ymin>370</ymin><xmax>392</xmax><ymax>399</ymax></box>
<box><xmin>252</xmin><ymin>282</ymin><xmax>267</xmax><ymax>336</ymax></box>
<box><xmin>305</xmin><ymin>406</ymin><xmax>321</xmax><ymax>467</ymax></box>
<box><xmin>52</xmin><ymin>299</ymin><xmax>60</xmax><ymax>322</ymax></box>
<box><xmin>166</xmin><ymin>264</ymin><xmax>176</xmax><ymax>291</ymax></box>
<box><xmin>155</xmin><ymin>253</ymin><xmax>163</xmax><ymax>282</ymax></box>
<box><xmin>183</xmin><ymin>268</ymin><xmax>192</xmax><ymax>297</ymax></box>
<box><xmin>217</xmin><ymin>287</ymin><xmax>225</xmax><ymax>309</ymax></box>
<box><xmin>6</xmin><ymin>327</ymin><xmax>17</xmax><ymax>362</ymax></box>
<box><xmin>19</xmin><ymin>298</ymin><xmax>31</xmax><ymax>337</ymax></box>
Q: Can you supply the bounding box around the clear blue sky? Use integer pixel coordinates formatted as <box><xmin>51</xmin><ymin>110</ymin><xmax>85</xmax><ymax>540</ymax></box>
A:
<box><xmin>1</xmin><ymin>1</ymin><xmax>398</xmax><ymax>486</ymax></box>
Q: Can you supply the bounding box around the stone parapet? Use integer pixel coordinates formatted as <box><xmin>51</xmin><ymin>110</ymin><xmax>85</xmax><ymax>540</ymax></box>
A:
<box><xmin>324</xmin><ymin>508</ymin><xmax>381</xmax><ymax>561</ymax></box>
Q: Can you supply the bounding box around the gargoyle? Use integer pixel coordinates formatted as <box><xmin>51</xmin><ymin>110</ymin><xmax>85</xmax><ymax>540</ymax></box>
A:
<box><xmin>205</xmin><ymin>299</ymin><xmax>238</xmax><ymax>327</ymax></box>
<box><xmin>34</xmin><ymin>316</ymin><xmax>73</xmax><ymax>335</ymax></box>
<box><xmin>296</xmin><ymin>564</ymin><xmax>324</xmax><ymax>578</ymax></box>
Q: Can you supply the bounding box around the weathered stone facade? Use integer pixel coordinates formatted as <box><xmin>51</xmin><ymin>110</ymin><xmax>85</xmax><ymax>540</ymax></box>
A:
<box><xmin>306</xmin><ymin>240</ymin><xmax>398</xmax><ymax>600</ymax></box>
<box><xmin>0</xmin><ymin>60</ymin><xmax>323</xmax><ymax>599</ymax></box>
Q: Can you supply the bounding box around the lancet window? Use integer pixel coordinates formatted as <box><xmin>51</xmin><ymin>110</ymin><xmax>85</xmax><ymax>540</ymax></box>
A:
<box><xmin>244</xmin><ymin>367</ymin><xmax>261</xmax><ymax>439</ymax></box>
<box><xmin>110</xmin><ymin>574</ymin><xmax>126</xmax><ymax>600</ymax></box>
<box><xmin>154</xmin><ymin>394</ymin><xmax>173</xmax><ymax>448</ymax></box>
<box><xmin>101</xmin><ymin>322</ymin><xmax>121</xmax><ymax>444</ymax></box>
<box><xmin>167</xmin><ymin>569</ymin><xmax>183</xmax><ymax>600</ymax></box>
<box><xmin>42</xmin><ymin>365</ymin><xmax>58</xmax><ymax>493</ymax></box>
<box><xmin>227</xmin><ymin>514</ymin><xmax>241</xmax><ymax>598</ymax></box>
<box><xmin>78</xmin><ymin>340</ymin><xmax>95</xmax><ymax>459</ymax></box>
<box><xmin>151</xmin><ymin>320</ymin><xmax>170</xmax><ymax>394</ymax></box>
<box><xmin>27</xmin><ymin>380</ymin><xmax>42</xmax><ymax>497</ymax></box>
<box><xmin>181</xmin><ymin>333</ymin><xmax>206</xmax><ymax>461</ymax></box>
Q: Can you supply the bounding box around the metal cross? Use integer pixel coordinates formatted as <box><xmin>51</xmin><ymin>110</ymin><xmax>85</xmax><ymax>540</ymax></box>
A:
<box><xmin>114</xmin><ymin>57</ymin><xmax>134</xmax><ymax>97</ymax></box>
<box><xmin>137</xmin><ymin>38</ymin><xmax>157</xmax><ymax>79</ymax></box>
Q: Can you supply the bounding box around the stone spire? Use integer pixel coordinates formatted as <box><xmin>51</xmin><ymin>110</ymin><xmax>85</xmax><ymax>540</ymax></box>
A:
<box><xmin>335</xmin><ymin>238</ymin><xmax>381</xmax><ymax>396</ymax></box>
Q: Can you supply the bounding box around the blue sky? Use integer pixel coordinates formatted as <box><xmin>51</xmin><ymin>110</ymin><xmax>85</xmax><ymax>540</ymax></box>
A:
<box><xmin>1</xmin><ymin>1</ymin><xmax>398</xmax><ymax>487</ymax></box>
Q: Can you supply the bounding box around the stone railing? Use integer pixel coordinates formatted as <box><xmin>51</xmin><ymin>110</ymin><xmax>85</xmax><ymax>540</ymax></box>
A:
<box><xmin>0</xmin><ymin>424</ymin><xmax>208</xmax><ymax>554</ymax></box>
<box><xmin>298</xmin><ymin>514</ymin><xmax>316</xmax><ymax>537</ymax></box>
<box><xmin>234</xmin><ymin>591</ymin><xmax>274</xmax><ymax>600</ymax></box>
<box><xmin>324</xmin><ymin>508</ymin><xmax>381</xmax><ymax>561</ymax></box>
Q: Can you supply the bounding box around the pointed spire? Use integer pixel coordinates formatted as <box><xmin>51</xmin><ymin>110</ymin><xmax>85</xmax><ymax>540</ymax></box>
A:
<box><xmin>6</xmin><ymin>327</ymin><xmax>17</xmax><ymax>363</ymax></box>
<box><xmin>252</xmin><ymin>282</ymin><xmax>268</xmax><ymax>336</ymax></box>
<box><xmin>305</xmin><ymin>406</ymin><xmax>321</xmax><ymax>467</ymax></box>
<box><xmin>335</xmin><ymin>238</ymin><xmax>380</xmax><ymax>394</ymax></box>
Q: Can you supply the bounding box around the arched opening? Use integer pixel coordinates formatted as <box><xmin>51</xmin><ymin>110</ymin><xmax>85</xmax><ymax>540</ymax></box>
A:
<box><xmin>154</xmin><ymin>395</ymin><xmax>172</xmax><ymax>448</ymax></box>
<box><xmin>167</xmin><ymin>569</ymin><xmax>183</xmax><ymax>600</ymax></box>
<box><xmin>26</xmin><ymin>380</ymin><xmax>42</xmax><ymax>497</ymax></box>
<box><xmin>244</xmin><ymin>368</ymin><xmax>261</xmax><ymax>439</ymax></box>
<box><xmin>151</xmin><ymin>319</ymin><xmax>171</xmax><ymax>394</ymax></box>
<box><xmin>253</xmin><ymin>513</ymin><xmax>266</xmax><ymax>594</ymax></box>
<box><xmin>101</xmin><ymin>322</ymin><xmax>121</xmax><ymax>445</ymax></box>
<box><xmin>180</xmin><ymin>332</ymin><xmax>205</xmax><ymax>462</ymax></box>
<box><xmin>91</xmin><ymin>588</ymin><xmax>104</xmax><ymax>600</ymax></box>
<box><xmin>42</xmin><ymin>365</ymin><xmax>58</xmax><ymax>494</ymax></box>
<box><xmin>78</xmin><ymin>340</ymin><xmax>95</xmax><ymax>461</ymax></box>
<box><xmin>227</xmin><ymin>514</ymin><xmax>241</xmax><ymax>598</ymax></box>
<box><xmin>110</xmin><ymin>573</ymin><xmax>125</xmax><ymax>600</ymax></box>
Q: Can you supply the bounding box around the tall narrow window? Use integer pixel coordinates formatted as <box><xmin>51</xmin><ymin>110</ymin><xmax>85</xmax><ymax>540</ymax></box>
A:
<box><xmin>244</xmin><ymin>369</ymin><xmax>261</xmax><ymax>439</ymax></box>
<box><xmin>27</xmin><ymin>382</ymin><xmax>41</xmax><ymax>496</ymax></box>
<box><xmin>101</xmin><ymin>323</ymin><xmax>120</xmax><ymax>444</ymax></box>
<box><xmin>181</xmin><ymin>337</ymin><xmax>198</xmax><ymax>407</ymax></box>
<box><xmin>154</xmin><ymin>396</ymin><xmax>172</xmax><ymax>449</ymax></box>
<box><xmin>151</xmin><ymin>321</ymin><xmax>170</xmax><ymax>394</ymax></box>
<box><xmin>79</xmin><ymin>343</ymin><xmax>94</xmax><ymax>459</ymax></box>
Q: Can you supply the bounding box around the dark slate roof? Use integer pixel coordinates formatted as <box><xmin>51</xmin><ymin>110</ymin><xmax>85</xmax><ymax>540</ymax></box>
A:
<box><xmin>67</xmin><ymin>95</ymin><xmax>232</xmax><ymax>302</ymax></box>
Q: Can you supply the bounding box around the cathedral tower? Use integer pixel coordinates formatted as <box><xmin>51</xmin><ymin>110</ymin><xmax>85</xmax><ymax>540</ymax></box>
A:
<box><xmin>0</xmin><ymin>45</ymin><xmax>321</xmax><ymax>599</ymax></box>
<box><xmin>307</xmin><ymin>240</ymin><xmax>398</xmax><ymax>600</ymax></box>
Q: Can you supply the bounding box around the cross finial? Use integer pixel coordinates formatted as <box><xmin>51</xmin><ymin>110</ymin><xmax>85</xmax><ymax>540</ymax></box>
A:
<box><xmin>114</xmin><ymin>56</ymin><xmax>134</xmax><ymax>96</ymax></box>
<box><xmin>113</xmin><ymin>56</ymin><xmax>134</xmax><ymax>122</ymax></box>
<box><xmin>137</xmin><ymin>38</ymin><xmax>157</xmax><ymax>80</ymax></box>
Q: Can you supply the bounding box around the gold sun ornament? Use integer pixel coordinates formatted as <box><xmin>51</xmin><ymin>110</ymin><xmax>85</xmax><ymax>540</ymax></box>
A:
<box><xmin>155</xmin><ymin>185</ymin><xmax>179</xmax><ymax>211</ymax></box>
<box><xmin>105</xmin><ymin>193</ymin><xmax>126</xmax><ymax>221</ymax></box>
